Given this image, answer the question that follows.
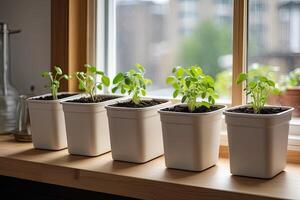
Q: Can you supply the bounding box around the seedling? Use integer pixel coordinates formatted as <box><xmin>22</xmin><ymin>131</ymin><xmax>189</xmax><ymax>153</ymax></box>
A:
<box><xmin>75</xmin><ymin>64</ymin><xmax>110</xmax><ymax>102</ymax></box>
<box><xmin>42</xmin><ymin>66</ymin><xmax>70</xmax><ymax>100</ymax></box>
<box><xmin>237</xmin><ymin>73</ymin><xmax>280</xmax><ymax>113</ymax></box>
<box><xmin>167</xmin><ymin>65</ymin><xmax>218</xmax><ymax>112</ymax></box>
<box><xmin>112</xmin><ymin>64</ymin><xmax>152</xmax><ymax>104</ymax></box>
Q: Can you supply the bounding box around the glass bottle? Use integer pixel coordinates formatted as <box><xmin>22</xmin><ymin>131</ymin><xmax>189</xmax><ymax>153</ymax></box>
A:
<box><xmin>0</xmin><ymin>23</ymin><xmax>20</xmax><ymax>134</ymax></box>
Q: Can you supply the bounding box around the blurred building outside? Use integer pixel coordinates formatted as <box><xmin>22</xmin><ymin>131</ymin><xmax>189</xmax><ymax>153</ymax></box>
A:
<box><xmin>115</xmin><ymin>0</ymin><xmax>300</xmax><ymax>101</ymax></box>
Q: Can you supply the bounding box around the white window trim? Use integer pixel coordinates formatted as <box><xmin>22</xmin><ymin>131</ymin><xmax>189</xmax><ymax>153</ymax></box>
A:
<box><xmin>96</xmin><ymin>0</ymin><xmax>105</xmax><ymax>71</ymax></box>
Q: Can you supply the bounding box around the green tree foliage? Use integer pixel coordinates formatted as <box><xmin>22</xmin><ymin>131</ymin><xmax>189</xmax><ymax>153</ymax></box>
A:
<box><xmin>178</xmin><ymin>20</ymin><xmax>232</xmax><ymax>76</ymax></box>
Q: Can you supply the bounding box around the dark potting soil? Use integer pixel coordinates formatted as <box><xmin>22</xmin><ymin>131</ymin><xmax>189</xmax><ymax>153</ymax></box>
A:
<box><xmin>67</xmin><ymin>95</ymin><xmax>119</xmax><ymax>103</ymax></box>
<box><xmin>111</xmin><ymin>99</ymin><xmax>167</xmax><ymax>108</ymax></box>
<box><xmin>32</xmin><ymin>93</ymin><xmax>76</xmax><ymax>100</ymax></box>
<box><xmin>227</xmin><ymin>107</ymin><xmax>288</xmax><ymax>114</ymax></box>
<box><xmin>162</xmin><ymin>104</ymin><xmax>223</xmax><ymax>113</ymax></box>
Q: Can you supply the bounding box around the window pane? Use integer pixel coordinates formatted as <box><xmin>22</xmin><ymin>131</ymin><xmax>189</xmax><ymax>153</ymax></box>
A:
<box><xmin>115</xmin><ymin>0</ymin><xmax>233</xmax><ymax>102</ymax></box>
<box><xmin>248</xmin><ymin>0</ymin><xmax>300</xmax><ymax>109</ymax></box>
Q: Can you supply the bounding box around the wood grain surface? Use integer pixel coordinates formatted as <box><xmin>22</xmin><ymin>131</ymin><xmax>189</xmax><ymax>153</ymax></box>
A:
<box><xmin>0</xmin><ymin>135</ymin><xmax>299</xmax><ymax>200</ymax></box>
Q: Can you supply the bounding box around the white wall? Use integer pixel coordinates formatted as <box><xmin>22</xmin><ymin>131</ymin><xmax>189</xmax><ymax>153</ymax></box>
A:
<box><xmin>0</xmin><ymin>0</ymin><xmax>50</xmax><ymax>95</ymax></box>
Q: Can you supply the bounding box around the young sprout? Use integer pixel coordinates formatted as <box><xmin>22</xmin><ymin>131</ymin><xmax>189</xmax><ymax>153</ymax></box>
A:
<box><xmin>237</xmin><ymin>73</ymin><xmax>280</xmax><ymax>113</ymax></box>
<box><xmin>167</xmin><ymin>65</ymin><xmax>218</xmax><ymax>112</ymax></box>
<box><xmin>75</xmin><ymin>64</ymin><xmax>110</xmax><ymax>102</ymax></box>
<box><xmin>112</xmin><ymin>64</ymin><xmax>152</xmax><ymax>104</ymax></box>
<box><xmin>42</xmin><ymin>66</ymin><xmax>70</xmax><ymax>100</ymax></box>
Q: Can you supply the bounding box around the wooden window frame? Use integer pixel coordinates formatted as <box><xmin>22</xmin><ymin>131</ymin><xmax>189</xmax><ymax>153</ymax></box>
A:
<box><xmin>51</xmin><ymin>0</ymin><xmax>96</xmax><ymax>91</ymax></box>
<box><xmin>232</xmin><ymin>0</ymin><xmax>247</xmax><ymax>106</ymax></box>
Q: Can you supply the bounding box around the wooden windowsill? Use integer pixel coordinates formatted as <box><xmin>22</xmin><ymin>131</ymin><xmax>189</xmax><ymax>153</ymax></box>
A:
<box><xmin>0</xmin><ymin>135</ymin><xmax>300</xmax><ymax>200</ymax></box>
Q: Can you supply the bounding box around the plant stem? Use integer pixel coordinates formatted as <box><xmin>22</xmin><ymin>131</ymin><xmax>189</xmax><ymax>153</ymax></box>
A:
<box><xmin>52</xmin><ymin>89</ymin><xmax>58</xmax><ymax>100</ymax></box>
<box><xmin>89</xmin><ymin>92</ymin><xmax>95</xmax><ymax>102</ymax></box>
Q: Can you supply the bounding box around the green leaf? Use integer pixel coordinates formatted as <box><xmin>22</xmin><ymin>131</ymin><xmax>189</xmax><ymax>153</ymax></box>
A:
<box><xmin>249</xmin><ymin>81</ymin><xmax>257</xmax><ymax>89</ymax></box>
<box><xmin>237</xmin><ymin>73</ymin><xmax>247</xmax><ymax>84</ymax></box>
<box><xmin>199</xmin><ymin>101</ymin><xmax>211</xmax><ymax>108</ymax></box>
<box><xmin>191</xmin><ymin>66</ymin><xmax>199</xmax><ymax>76</ymax></box>
<box><xmin>97</xmin><ymin>84</ymin><xmax>103</xmax><ymax>91</ymax></box>
<box><xmin>212</xmin><ymin>93</ymin><xmax>219</xmax><ymax>99</ymax></box>
<box><xmin>42</xmin><ymin>72</ymin><xmax>49</xmax><ymax>77</ymax></box>
<box><xmin>186</xmin><ymin>80</ymin><xmax>191</xmax><ymax>88</ymax></box>
<box><xmin>86</xmin><ymin>75</ymin><xmax>94</xmax><ymax>82</ymax></box>
<box><xmin>129</xmin><ymin>69</ymin><xmax>136</xmax><ymax>75</ymax></box>
<box><xmin>53</xmin><ymin>80</ymin><xmax>59</xmax><ymax>85</ymax></box>
<box><xmin>123</xmin><ymin>84</ymin><xmax>131</xmax><ymax>90</ymax></box>
<box><xmin>79</xmin><ymin>81</ymin><xmax>85</xmax><ymax>90</ymax></box>
<box><xmin>205</xmin><ymin>75</ymin><xmax>214</xmax><ymax>84</ymax></box>
<box><xmin>181</xmin><ymin>95</ymin><xmax>187</xmax><ymax>103</ymax></box>
<box><xmin>112</xmin><ymin>87</ymin><xmax>118</xmax><ymax>93</ymax></box>
<box><xmin>113</xmin><ymin>73</ymin><xmax>125</xmax><ymax>84</ymax></box>
<box><xmin>112</xmin><ymin>66</ymin><xmax>150</xmax><ymax>102</ymax></box>
<box><xmin>173</xmin><ymin>90</ymin><xmax>179</xmax><ymax>98</ymax></box>
<box><xmin>166</xmin><ymin>76</ymin><xmax>176</xmax><ymax>84</ymax></box>
<box><xmin>172</xmin><ymin>83</ymin><xmax>180</xmax><ymax>90</ymax></box>
<box><xmin>172</xmin><ymin>67</ymin><xmax>177</xmax><ymax>73</ymax></box>
<box><xmin>84</xmin><ymin>64</ymin><xmax>91</xmax><ymax>68</ymax></box>
<box><xmin>102</xmin><ymin>76</ymin><xmax>110</xmax><ymax>87</ymax></box>
<box><xmin>267</xmin><ymin>80</ymin><xmax>275</xmax><ymax>87</ymax></box>
<box><xmin>190</xmin><ymin>77</ymin><xmax>198</xmax><ymax>82</ymax></box>
<box><xmin>176</xmin><ymin>67</ymin><xmax>185</xmax><ymax>77</ymax></box>
<box><xmin>125</xmin><ymin>77</ymin><xmax>131</xmax><ymax>85</ymax></box>
<box><xmin>96</xmin><ymin>70</ymin><xmax>104</xmax><ymax>75</ymax></box>
<box><xmin>259</xmin><ymin>76</ymin><xmax>268</xmax><ymax>82</ymax></box>
<box><xmin>207</xmin><ymin>88</ymin><xmax>214</xmax><ymax>94</ymax></box>
<box><xmin>60</xmin><ymin>75</ymin><xmax>68</xmax><ymax>80</ymax></box>
<box><xmin>136</xmin><ymin>73</ymin><xmax>143</xmax><ymax>80</ymax></box>
<box><xmin>121</xmin><ymin>87</ymin><xmax>126</xmax><ymax>94</ymax></box>
<box><xmin>189</xmin><ymin>68</ymin><xmax>195</xmax><ymax>77</ymax></box>
<box><xmin>54</xmin><ymin>66</ymin><xmax>62</xmax><ymax>75</ymax></box>
<box><xmin>145</xmin><ymin>79</ymin><xmax>152</xmax><ymax>85</ymax></box>
<box><xmin>194</xmin><ymin>66</ymin><xmax>203</xmax><ymax>76</ymax></box>
<box><xmin>89</xmin><ymin>66</ymin><xmax>97</xmax><ymax>73</ymax></box>
<box><xmin>135</xmin><ymin>63</ymin><xmax>145</xmax><ymax>72</ymax></box>
<box><xmin>141</xmin><ymin>89</ymin><xmax>146</xmax><ymax>96</ymax></box>
<box><xmin>272</xmin><ymin>88</ymin><xmax>281</xmax><ymax>95</ymax></box>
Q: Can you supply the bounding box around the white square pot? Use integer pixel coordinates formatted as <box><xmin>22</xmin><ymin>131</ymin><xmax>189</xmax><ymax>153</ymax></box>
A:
<box><xmin>106</xmin><ymin>99</ymin><xmax>171</xmax><ymax>163</ymax></box>
<box><xmin>61</xmin><ymin>95</ymin><xmax>126</xmax><ymax>156</ymax></box>
<box><xmin>159</xmin><ymin>104</ymin><xmax>225</xmax><ymax>171</ymax></box>
<box><xmin>27</xmin><ymin>93</ymin><xmax>80</xmax><ymax>150</ymax></box>
<box><xmin>224</xmin><ymin>105</ymin><xmax>294</xmax><ymax>178</ymax></box>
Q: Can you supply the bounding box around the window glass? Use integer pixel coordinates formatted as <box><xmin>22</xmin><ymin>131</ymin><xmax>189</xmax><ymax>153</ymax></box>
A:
<box><xmin>248</xmin><ymin>0</ymin><xmax>300</xmax><ymax>98</ymax></box>
<box><xmin>115</xmin><ymin>0</ymin><xmax>233</xmax><ymax>102</ymax></box>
